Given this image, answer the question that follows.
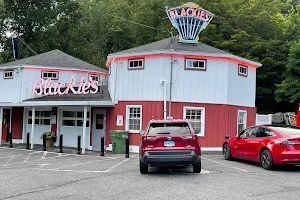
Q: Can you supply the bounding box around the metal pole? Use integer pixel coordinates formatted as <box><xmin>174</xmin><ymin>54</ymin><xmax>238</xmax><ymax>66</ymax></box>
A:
<box><xmin>6</xmin><ymin>126</ymin><xmax>9</xmax><ymax>142</ymax></box>
<box><xmin>59</xmin><ymin>135</ymin><xmax>63</xmax><ymax>153</ymax></box>
<box><xmin>125</xmin><ymin>137</ymin><xmax>129</xmax><ymax>158</ymax></box>
<box><xmin>77</xmin><ymin>135</ymin><xmax>81</xmax><ymax>155</ymax></box>
<box><xmin>0</xmin><ymin>107</ymin><xmax>3</xmax><ymax>146</ymax></box>
<box><xmin>30</xmin><ymin>107</ymin><xmax>35</xmax><ymax>149</ymax></box>
<box><xmin>100</xmin><ymin>136</ymin><xmax>105</xmax><ymax>156</ymax></box>
<box><xmin>9</xmin><ymin>132</ymin><xmax>13</xmax><ymax>148</ymax></box>
<box><xmin>26</xmin><ymin>133</ymin><xmax>30</xmax><ymax>150</ymax></box>
<box><xmin>43</xmin><ymin>133</ymin><xmax>46</xmax><ymax>151</ymax></box>
<box><xmin>168</xmin><ymin>56</ymin><xmax>173</xmax><ymax>117</ymax></box>
<box><xmin>82</xmin><ymin>106</ymin><xmax>87</xmax><ymax>154</ymax></box>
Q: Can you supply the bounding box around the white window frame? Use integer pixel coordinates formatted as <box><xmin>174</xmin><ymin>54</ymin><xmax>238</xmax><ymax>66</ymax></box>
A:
<box><xmin>27</xmin><ymin>108</ymin><xmax>52</xmax><ymax>126</ymax></box>
<box><xmin>41</xmin><ymin>71</ymin><xmax>59</xmax><ymax>80</ymax></box>
<box><xmin>238</xmin><ymin>65</ymin><xmax>248</xmax><ymax>76</ymax></box>
<box><xmin>237</xmin><ymin>110</ymin><xmax>247</xmax><ymax>134</ymax></box>
<box><xmin>128</xmin><ymin>59</ymin><xmax>144</xmax><ymax>69</ymax></box>
<box><xmin>185</xmin><ymin>59</ymin><xmax>206</xmax><ymax>70</ymax></box>
<box><xmin>61</xmin><ymin>109</ymin><xmax>90</xmax><ymax>128</ymax></box>
<box><xmin>89</xmin><ymin>74</ymin><xmax>100</xmax><ymax>82</ymax></box>
<box><xmin>4</xmin><ymin>70</ymin><xmax>14</xmax><ymax>79</ymax></box>
<box><xmin>183</xmin><ymin>106</ymin><xmax>205</xmax><ymax>137</ymax></box>
<box><xmin>125</xmin><ymin>105</ymin><xmax>142</xmax><ymax>133</ymax></box>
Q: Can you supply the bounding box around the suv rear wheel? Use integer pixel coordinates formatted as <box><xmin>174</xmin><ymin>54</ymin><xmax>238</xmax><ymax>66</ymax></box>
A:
<box><xmin>193</xmin><ymin>161</ymin><xmax>201</xmax><ymax>173</ymax></box>
<box><xmin>140</xmin><ymin>160</ymin><xmax>148</xmax><ymax>174</ymax></box>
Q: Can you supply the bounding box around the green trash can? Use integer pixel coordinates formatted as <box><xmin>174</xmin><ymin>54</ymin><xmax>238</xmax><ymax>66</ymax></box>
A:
<box><xmin>109</xmin><ymin>130</ymin><xmax>129</xmax><ymax>154</ymax></box>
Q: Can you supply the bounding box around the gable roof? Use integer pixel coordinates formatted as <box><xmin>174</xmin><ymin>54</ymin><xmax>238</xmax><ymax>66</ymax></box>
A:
<box><xmin>0</xmin><ymin>49</ymin><xmax>108</xmax><ymax>73</ymax></box>
<box><xmin>107</xmin><ymin>37</ymin><xmax>262</xmax><ymax>67</ymax></box>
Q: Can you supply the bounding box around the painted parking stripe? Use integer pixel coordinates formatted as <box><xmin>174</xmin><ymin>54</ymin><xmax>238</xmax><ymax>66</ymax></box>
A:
<box><xmin>33</xmin><ymin>168</ymin><xmax>108</xmax><ymax>173</ymax></box>
<box><xmin>3</xmin><ymin>155</ymin><xmax>18</xmax><ymax>166</ymax></box>
<box><xmin>104</xmin><ymin>155</ymin><xmax>137</xmax><ymax>173</ymax></box>
<box><xmin>49</xmin><ymin>157</ymin><xmax>121</xmax><ymax>170</ymax></box>
<box><xmin>201</xmin><ymin>156</ymin><xmax>248</xmax><ymax>172</ymax></box>
<box><xmin>41</xmin><ymin>151</ymin><xmax>47</xmax><ymax>159</ymax></box>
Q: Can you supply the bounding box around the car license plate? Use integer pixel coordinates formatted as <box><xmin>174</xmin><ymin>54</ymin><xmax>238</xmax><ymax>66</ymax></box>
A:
<box><xmin>164</xmin><ymin>141</ymin><xmax>175</xmax><ymax>147</ymax></box>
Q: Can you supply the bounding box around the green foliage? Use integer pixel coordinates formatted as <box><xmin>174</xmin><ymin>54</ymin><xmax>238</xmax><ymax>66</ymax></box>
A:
<box><xmin>275</xmin><ymin>41</ymin><xmax>300</xmax><ymax>103</ymax></box>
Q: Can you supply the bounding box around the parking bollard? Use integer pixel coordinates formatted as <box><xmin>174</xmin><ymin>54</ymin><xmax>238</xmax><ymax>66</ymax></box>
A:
<box><xmin>100</xmin><ymin>136</ymin><xmax>105</xmax><ymax>156</ymax></box>
<box><xmin>6</xmin><ymin>126</ymin><xmax>9</xmax><ymax>142</ymax></box>
<box><xmin>125</xmin><ymin>137</ymin><xmax>129</xmax><ymax>158</ymax></box>
<box><xmin>43</xmin><ymin>133</ymin><xmax>47</xmax><ymax>151</ymax></box>
<box><xmin>26</xmin><ymin>133</ymin><xmax>30</xmax><ymax>150</ymax></box>
<box><xmin>9</xmin><ymin>132</ymin><xmax>13</xmax><ymax>148</ymax></box>
<box><xmin>77</xmin><ymin>135</ymin><xmax>81</xmax><ymax>155</ymax></box>
<box><xmin>59</xmin><ymin>135</ymin><xmax>63</xmax><ymax>153</ymax></box>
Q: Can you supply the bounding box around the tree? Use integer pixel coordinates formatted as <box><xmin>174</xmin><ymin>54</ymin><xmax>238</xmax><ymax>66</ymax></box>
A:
<box><xmin>275</xmin><ymin>41</ymin><xmax>300</xmax><ymax>103</ymax></box>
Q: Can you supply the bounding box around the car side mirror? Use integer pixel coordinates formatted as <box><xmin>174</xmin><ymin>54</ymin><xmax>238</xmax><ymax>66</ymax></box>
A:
<box><xmin>139</xmin><ymin>130</ymin><xmax>145</xmax><ymax>135</ymax></box>
<box><xmin>194</xmin><ymin>129</ymin><xmax>201</xmax><ymax>134</ymax></box>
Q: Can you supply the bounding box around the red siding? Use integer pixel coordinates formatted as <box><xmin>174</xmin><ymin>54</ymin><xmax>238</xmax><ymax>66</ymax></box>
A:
<box><xmin>104</xmin><ymin>101</ymin><xmax>256</xmax><ymax>148</ymax></box>
<box><xmin>11</xmin><ymin>107</ymin><xmax>24</xmax><ymax>140</ymax></box>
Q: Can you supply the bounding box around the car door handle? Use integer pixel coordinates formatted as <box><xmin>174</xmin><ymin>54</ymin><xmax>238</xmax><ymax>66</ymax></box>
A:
<box><xmin>259</xmin><ymin>140</ymin><xmax>262</xmax><ymax>143</ymax></box>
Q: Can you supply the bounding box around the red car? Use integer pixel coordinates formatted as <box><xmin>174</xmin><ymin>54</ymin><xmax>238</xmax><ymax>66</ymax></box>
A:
<box><xmin>222</xmin><ymin>124</ymin><xmax>300</xmax><ymax>170</ymax></box>
<box><xmin>139</xmin><ymin>119</ymin><xmax>201</xmax><ymax>174</ymax></box>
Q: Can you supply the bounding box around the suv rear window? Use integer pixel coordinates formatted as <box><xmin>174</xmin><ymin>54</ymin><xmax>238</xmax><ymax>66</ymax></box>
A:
<box><xmin>147</xmin><ymin>122</ymin><xmax>191</xmax><ymax>135</ymax></box>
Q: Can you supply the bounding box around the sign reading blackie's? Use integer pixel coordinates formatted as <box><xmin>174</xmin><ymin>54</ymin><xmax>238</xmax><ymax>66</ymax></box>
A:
<box><xmin>32</xmin><ymin>76</ymin><xmax>101</xmax><ymax>96</ymax></box>
<box><xmin>166</xmin><ymin>2</ymin><xmax>214</xmax><ymax>44</ymax></box>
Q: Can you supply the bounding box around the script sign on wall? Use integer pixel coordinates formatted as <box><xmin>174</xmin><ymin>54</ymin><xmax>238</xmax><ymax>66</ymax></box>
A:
<box><xmin>32</xmin><ymin>76</ymin><xmax>99</xmax><ymax>96</ymax></box>
<box><xmin>166</xmin><ymin>2</ymin><xmax>214</xmax><ymax>43</ymax></box>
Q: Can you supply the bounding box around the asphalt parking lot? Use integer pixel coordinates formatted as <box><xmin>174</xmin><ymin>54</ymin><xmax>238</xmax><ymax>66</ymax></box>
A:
<box><xmin>1</xmin><ymin>147</ymin><xmax>300</xmax><ymax>200</ymax></box>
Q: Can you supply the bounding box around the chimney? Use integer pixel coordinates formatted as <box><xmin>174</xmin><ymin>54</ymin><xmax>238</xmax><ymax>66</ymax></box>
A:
<box><xmin>11</xmin><ymin>37</ymin><xmax>23</xmax><ymax>60</ymax></box>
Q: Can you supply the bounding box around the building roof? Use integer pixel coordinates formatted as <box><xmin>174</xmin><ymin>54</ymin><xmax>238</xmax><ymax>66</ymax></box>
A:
<box><xmin>107</xmin><ymin>37</ymin><xmax>262</xmax><ymax>67</ymax></box>
<box><xmin>0</xmin><ymin>49</ymin><xmax>108</xmax><ymax>73</ymax></box>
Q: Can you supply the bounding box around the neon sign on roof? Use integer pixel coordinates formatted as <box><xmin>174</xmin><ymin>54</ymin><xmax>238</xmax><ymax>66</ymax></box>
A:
<box><xmin>32</xmin><ymin>76</ymin><xmax>99</xmax><ymax>96</ymax></box>
<box><xmin>166</xmin><ymin>2</ymin><xmax>214</xmax><ymax>44</ymax></box>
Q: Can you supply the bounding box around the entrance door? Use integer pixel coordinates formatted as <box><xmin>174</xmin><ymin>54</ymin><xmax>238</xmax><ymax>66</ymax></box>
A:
<box><xmin>92</xmin><ymin>109</ymin><xmax>106</xmax><ymax>151</ymax></box>
<box><xmin>2</xmin><ymin>109</ymin><xmax>11</xmax><ymax>141</ymax></box>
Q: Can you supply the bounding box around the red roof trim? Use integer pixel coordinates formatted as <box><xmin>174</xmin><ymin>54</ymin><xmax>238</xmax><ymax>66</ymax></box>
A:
<box><xmin>106</xmin><ymin>53</ymin><xmax>260</xmax><ymax>69</ymax></box>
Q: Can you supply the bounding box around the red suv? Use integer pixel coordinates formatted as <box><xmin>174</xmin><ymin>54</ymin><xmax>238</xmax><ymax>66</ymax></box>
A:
<box><xmin>139</xmin><ymin>119</ymin><xmax>201</xmax><ymax>174</ymax></box>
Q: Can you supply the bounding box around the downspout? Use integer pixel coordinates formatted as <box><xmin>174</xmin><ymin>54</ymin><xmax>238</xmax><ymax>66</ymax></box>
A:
<box><xmin>113</xmin><ymin>59</ymin><xmax>118</xmax><ymax>103</ymax></box>
<box><xmin>168</xmin><ymin>56</ymin><xmax>173</xmax><ymax>118</ymax></box>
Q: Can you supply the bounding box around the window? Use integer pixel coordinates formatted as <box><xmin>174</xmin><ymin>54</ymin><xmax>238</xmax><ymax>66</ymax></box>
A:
<box><xmin>147</xmin><ymin>122</ymin><xmax>191</xmax><ymax>135</ymax></box>
<box><xmin>89</xmin><ymin>74</ymin><xmax>100</xmax><ymax>82</ymax></box>
<box><xmin>62</xmin><ymin>110</ymin><xmax>90</xmax><ymax>127</ymax></box>
<box><xmin>238</xmin><ymin>65</ymin><xmax>248</xmax><ymax>76</ymax></box>
<box><xmin>126</xmin><ymin>105</ymin><xmax>142</xmax><ymax>132</ymax></box>
<box><xmin>28</xmin><ymin>110</ymin><xmax>51</xmax><ymax>125</ymax></box>
<box><xmin>128</xmin><ymin>59</ymin><xmax>144</xmax><ymax>70</ymax></box>
<box><xmin>237</xmin><ymin>110</ymin><xmax>247</xmax><ymax>134</ymax></box>
<box><xmin>258</xmin><ymin>128</ymin><xmax>276</xmax><ymax>137</ymax></box>
<box><xmin>41</xmin><ymin>71</ymin><xmax>59</xmax><ymax>80</ymax></box>
<box><xmin>4</xmin><ymin>70</ymin><xmax>13</xmax><ymax>79</ymax></box>
<box><xmin>183</xmin><ymin>107</ymin><xmax>205</xmax><ymax>136</ymax></box>
<box><xmin>185</xmin><ymin>59</ymin><xmax>207</xmax><ymax>70</ymax></box>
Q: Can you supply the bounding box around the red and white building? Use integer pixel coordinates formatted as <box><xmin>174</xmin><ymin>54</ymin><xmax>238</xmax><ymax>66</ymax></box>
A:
<box><xmin>0</xmin><ymin>37</ymin><xmax>262</xmax><ymax>153</ymax></box>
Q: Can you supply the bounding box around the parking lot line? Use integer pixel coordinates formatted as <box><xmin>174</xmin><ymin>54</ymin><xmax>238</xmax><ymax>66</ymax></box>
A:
<box><xmin>0</xmin><ymin>154</ymin><xmax>21</xmax><ymax>159</ymax></box>
<box><xmin>3</xmin><ymin>155</ymin><xmax>18</xmax><ymax>166</ymax></box>
<box><xmin>49</xmin><ymin>157</ymin><xmax>121</xmax><ymax>170</ymax></box>
<box><xmin>23</xmin><ymin>152</ymin><xmax>34</xmax><ymax>163</ymax></box>
<box><xmin>104</xmin><ymin>155</ymin><xmax>137</xmax><ymax>173</ymax></box>
<box><xmin>201</xmin><ymin>156</ymin><xmax>248</xmax><ymax>172</ymax></box>
<box><xmin>41</xmin><ymin>151</ymin><xmax>47</xmax><ymax>159</ymax></box>
<box><xmin>32</xmin><ymin>168</ymin><xmax>108</xmax><ymax>173</ymax></box>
